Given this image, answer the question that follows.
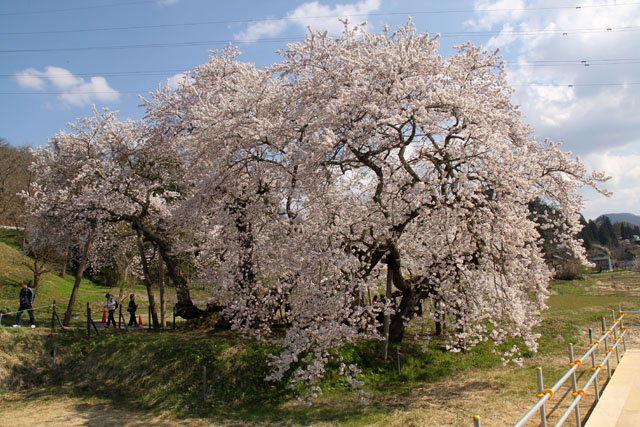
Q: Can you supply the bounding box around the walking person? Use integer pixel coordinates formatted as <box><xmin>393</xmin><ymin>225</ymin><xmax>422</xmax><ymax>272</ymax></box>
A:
<box><xmin>127</xmin><ymin>294</ymin><xmax>138</xmax><ymax>327</ymax></box>
<box><xmin>13</xmin><ymin>281</ymin><xmax>36</xmax><ymax>328</ymax></box>
<box><xmin>105</xmin><ymin>293</ymin><xmax>117</xmax><ymax>328</ymax></box>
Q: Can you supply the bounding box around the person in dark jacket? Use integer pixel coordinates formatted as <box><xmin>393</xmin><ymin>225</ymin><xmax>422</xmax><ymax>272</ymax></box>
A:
<box><xmin>14</xmin><ymin>281</ymin><xmax>36</xmax><ymax>328</ymax></box>
<box><xmin>127</xmin><ymin>294</ymin><xmax>138</xmax><ymax>326</ymax></box>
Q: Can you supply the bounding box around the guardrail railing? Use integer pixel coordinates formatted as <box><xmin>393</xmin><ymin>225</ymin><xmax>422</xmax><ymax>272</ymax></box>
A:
<box><xmin>473</xmin><ymin>308</ymin><xmax>630</xmax><ymax>427</ymax></box>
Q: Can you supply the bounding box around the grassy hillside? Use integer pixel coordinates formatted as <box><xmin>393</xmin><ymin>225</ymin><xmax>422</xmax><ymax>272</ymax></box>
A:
<box><xmin>2</xmin><ymin>229</ymin><xmax>640</xmax><ymax>425</ymax></box>
<box><xmin>0</xmin><ymin>232</ymin><xmax>158</xmax><ymax>328</ymax></box>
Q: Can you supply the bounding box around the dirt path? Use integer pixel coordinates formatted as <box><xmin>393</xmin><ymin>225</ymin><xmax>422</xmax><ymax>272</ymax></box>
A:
<box><xmin>0</xmin><ymin>394</ymin><xmax>212</xmax><ymax>427</ymax></box>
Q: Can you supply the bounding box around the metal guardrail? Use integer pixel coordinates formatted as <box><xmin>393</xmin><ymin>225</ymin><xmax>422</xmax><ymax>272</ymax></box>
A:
<box><xmin>473</xmin><ymin>309</ymin><xmax>630</xmax><ymax>427</ymax></box>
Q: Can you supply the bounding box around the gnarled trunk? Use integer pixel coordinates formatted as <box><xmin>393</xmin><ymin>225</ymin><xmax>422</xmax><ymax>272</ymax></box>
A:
<box><xmin>132</xmin><ymin>220</ymin><xmax>203</xmax><ymax>319</ymax></box>
<box><xmin>63</xmin><ymin>227</ymin><xmax>95</xmax><ymax>326</ymax></box>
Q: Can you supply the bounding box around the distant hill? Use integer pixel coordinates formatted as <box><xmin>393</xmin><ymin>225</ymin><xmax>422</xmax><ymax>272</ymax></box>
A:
<box><xmin>597</xmin><ymin>213</ymin><xmax>640</xmax><ymax>227</ymax></box>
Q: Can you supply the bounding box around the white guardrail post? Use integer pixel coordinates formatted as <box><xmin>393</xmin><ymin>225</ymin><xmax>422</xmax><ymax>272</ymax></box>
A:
<box><xmin>588</xmin><ymin>329</ymin><xmax>600</xmax><ymax>401</ymax></box>
<box><xmin>568</xmin><ymin>343</ymin><xmax>582</xmax><ymax>426</ymax></box>
<box><xmin>536</xmin><ymin>367</ymin><xmax>547</xmax><ymax>427</ymax></box>
<box><xmin>505</xmin><ymin>311</ymin><xmax>628</xmax><ymax>427</ymax></box>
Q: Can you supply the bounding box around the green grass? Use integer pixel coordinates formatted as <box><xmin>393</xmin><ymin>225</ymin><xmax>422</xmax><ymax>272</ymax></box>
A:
<box><xmin>3</xmin><ymin>231</ymin><xmax>640</xmax><ymax>424</ymax></box>
<box><xmin>0</xmin><ymin>326</ymin><xmax>509</xmax><ymax>424</ymax></box>
<box><xmin>0</xmin><ymin>240</ymin><xmax>112</xmax><ymax>327</ymax></box>
<box><xmin>0</xmin><ymin>232</ymin><xmax>171</xmax><ymax>328</ymax></box>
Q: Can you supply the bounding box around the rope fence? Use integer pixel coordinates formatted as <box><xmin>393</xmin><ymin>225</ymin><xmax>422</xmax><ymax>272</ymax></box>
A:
<box><xmin>0</xmin><ymin>299</ymin><xmax>169</xmax><ymax>330</ymax></box>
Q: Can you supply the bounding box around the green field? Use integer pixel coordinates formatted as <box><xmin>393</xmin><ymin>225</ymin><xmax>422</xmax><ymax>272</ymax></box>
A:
<box><xmin>1</xmin><ymin>233</ymin><xmax>639</xmax><ymax>425</ymax></box>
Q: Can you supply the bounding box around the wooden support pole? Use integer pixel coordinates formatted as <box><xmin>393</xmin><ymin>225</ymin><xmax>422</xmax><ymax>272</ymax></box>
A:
<box><xmin>202</xmin><ymin>366</ymin><xmax>207</xmax><ymax>401</ymax></box>
<box><xmin>51</xmin><ymin>300</ymin><xmax>56</xmax><ymax>331</ymax></box>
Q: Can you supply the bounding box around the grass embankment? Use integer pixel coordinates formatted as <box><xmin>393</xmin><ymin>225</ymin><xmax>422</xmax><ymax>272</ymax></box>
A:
<box><xmin>2</xmin><ymin>229</ymin><xmax>640</xmax><ymax>425</ymax></box>
<box><xmin>1</xmin><ymin>326</ymin><xmax>511</xmax><ymax>425</ymax></box>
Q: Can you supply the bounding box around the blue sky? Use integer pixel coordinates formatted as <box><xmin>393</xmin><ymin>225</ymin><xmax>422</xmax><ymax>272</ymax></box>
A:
<box><xmin>2</xmin><ymin>0</ymin><xmax>639</xmax><ymax>219</ymax></box>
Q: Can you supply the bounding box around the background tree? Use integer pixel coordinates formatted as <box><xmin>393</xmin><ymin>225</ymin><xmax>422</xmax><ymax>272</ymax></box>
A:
<box><xmin>0</xmin><ymin>138</ymin><xmax>33</xmax><ymax>229</ymax></box>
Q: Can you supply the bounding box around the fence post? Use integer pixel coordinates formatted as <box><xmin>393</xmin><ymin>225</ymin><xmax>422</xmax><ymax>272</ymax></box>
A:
<box><xmin>536</xmin><ymin>367</ymin><xmax>547</xmax><ymax>427</ymax></box>
<box><xmin>589</xmin><ymin>329</ymin><xmax>600</xmax><ymax>401</ymax></box>
<box><xmin>202</xmin><ymin>366</ymin><xmax>207</xmax><ymax>401</ymax></box>
<box><xmin>51</xmin><ymin>344</ymin><xmax>57</xmax><ymax>369</ymax></box>
<box><xmin>0</xmin><ymin>312</ymin><xmax>3</xmax><ymax>326</ymax></box>
<box><xmin>51</xmin><ymin>300</ymin><xmax>56</xmax><ymax>331</ymax></box>
<box><xmin>618</xmin><ymin>305</ymin><xmax>627</xmax><ymax>352</ymax></box>
<box><xmin>601</xmin><ymin>317</ymin><xmax>611</xmax><ymax>379</ymax></box>
<box><xmin>87</xmin><ymin>303</ymin><xmax>91</xmax><ymax>338</ymax></box>
<box><xmin>173</xmin><ymin>305</ymin><xmax>176</xmax><ymax>330</ymax></box>
<box><xmin>473</xmin><ymin>415</ymin><xmax>480</xmax><ymax>427</ymax></box>
<box><xmin>612</xmin><ymin>318</ymin><xmax>621</xmax><ymax>364</ymax></box>
<box><xmin>568</xmin><ymin>343</ymin><xmax>581</xmax><ymax>427</ymax></box>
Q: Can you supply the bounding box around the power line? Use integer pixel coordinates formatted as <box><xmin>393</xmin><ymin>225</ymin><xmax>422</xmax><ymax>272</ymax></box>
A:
<box><xmin>2</xmin><ymin>2</ymin><xmax>640</xmax><ymax>34</ymax></box>
<box><xmin>0</xmin><ymin>69</ymin><xmax>189</xmax><ymax>79</ymax></box>
<box><xmin>510</xmin><ymin>82</ymin><xmax>640</xmax><ymax>87</ymax></box>
<box><xmin>0</xmin><ymin>37</ymin><xmax>302</xmax><ymax>53</ymax></box>
<box><xmin>0</xmin><ymin>0</ymin><xmax>156</xmax><ymax>16</ymax></box>
<box><xmin>509</xmin><ymin>57</ymin><xmax>640</xmax><ymax>67</ymax></box>
<box><xmin>3</xmin><ymin>25</ymin><xmax>640</xmax><ymax>54</ymax></box>
<box><xmin>439</xmin><ymin>26</ymin><xmax>640</xmax><ymax>38</ymax></box>
<box><xmin>0</xmin><ymin>91</ymin><xmax>143</xmax><ymax>95</ymax></box>
<box><xmin>5</xmin><ymin>57</ymin><xmax>640</xmax><ymax>81</ymax></box>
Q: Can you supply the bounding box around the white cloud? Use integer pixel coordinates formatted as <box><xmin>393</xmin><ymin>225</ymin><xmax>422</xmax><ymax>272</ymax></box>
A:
<box><xmin>466</xmin><ymin>0</ymin><xmax>525</xmax><ymax>31</ymax></box>
<box><xmin>43</xmin><ymin>66</ymin><xmax>84</xmax><ymax>90</ymax></box>
<box><xmin>580</xmin><ymin>148</ymin><xmax>640</xmax><ymax>218</ymax></box>
<box><xmin>13</xmin><ymin>66</ymin><xmax>120</xmax><ymax>107</ymax></box>
<box><xmin>235</xmin><ymin>19</ymin><xmax>286</xmax><ymax>41</ymax></box>
<box><xmin>234</xmin><ymin>0</ymin><xmax>381</xmax><ymax>41</ymax></box>
<box><xmin>167</xmin><ymin>71</ymin><xmax>191</xmax><ymax>90</ymax></box>
<box><xmin>14</xmin><ymin>68</ymin><xmax>46</xmax><ymax>90</ymax></box>
<box><xmin>470</xmin><ymin>0</ymin><xmax>640</xmax><ymax>217</ymax></box>
<box><xmin>584</xmin><ymin>151</ymin><xmax>640</xmax><ymax>188</ymax></box>
<box><xmin>59</xmin><ymin>77</ymin><xmax>119</xmax><ymax>106</ymax></box>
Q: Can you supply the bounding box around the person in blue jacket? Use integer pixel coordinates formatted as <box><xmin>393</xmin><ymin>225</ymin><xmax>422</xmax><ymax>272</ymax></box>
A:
<box><xmin>14</xmin><ymin>281</ymin><xmax>36</xmax><ymax>328</ymax></box>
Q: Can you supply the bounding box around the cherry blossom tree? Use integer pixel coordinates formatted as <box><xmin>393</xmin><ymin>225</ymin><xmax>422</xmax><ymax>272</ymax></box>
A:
<box><xmin>150</xmin><ymin>22</ymin><xmax>608</xmax><ymax>392</ymax></box>
<box><xmin>26</xmin><ymin>108</ymin><xmax>204</xmax><ymax>327</ymax></box>
<box><xmin>30</xmin><ymin>21</ymin><xmax>609</xmax><ymax>397</ymax></box>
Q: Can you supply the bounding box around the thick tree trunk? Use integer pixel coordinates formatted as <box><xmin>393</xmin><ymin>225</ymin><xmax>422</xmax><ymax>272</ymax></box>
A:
<box><xmin>158</xmin><ymin>255</ymin><xmax>166</xmax><ymax>327</ymax></box>
<box><xmin>63</xmin><ymin>228</ymin><xmax>95</xmax><ymax>326</ymax></box>
<box><xmin>389</xmin><ymin>288</ymin><xmax>422</xmax><ymax>342</ymax></box>
<box><xmin>382</xmin><ymin>257</ymin><xmax>394</xmax><ymax>360</ymax></box>
<box><xmin>132</xmin><ymin>220</ymin><xmax>202</xmax><ymax>319</ymax></box>
<box><xmin>31</xmin><ymin>259</ymin><xmax>45</xmax><ymax>290</ymax></box>
<box><xmin>135</xmin><ymin>229</ymin><xmax>159</xmax><ymax>330</ymax></box>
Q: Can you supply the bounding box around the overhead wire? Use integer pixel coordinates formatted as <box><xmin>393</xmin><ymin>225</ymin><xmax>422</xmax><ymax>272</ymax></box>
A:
<box><xmin>2</xmin><ymin>26</ymin><xmax>640</xmax><ymax>54</ymax></box>
<box><xmin>3</xmin><ymin>56</ymin><xmax>640</xmax><ymax>80</ymax></box>
<box><xmin>0</xmin><ymin>0</ymin><xmax>157</xmax><ymax>16</ymax></box>
<box><xmin>2</xmin><ymin>1</ymin><xmax>640</xmax><ymax>23</ymax></box>
<box><xmin>2</xmin><ymin>2</ymin><xmax>639</xmax><ymax>99</ymax></box>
